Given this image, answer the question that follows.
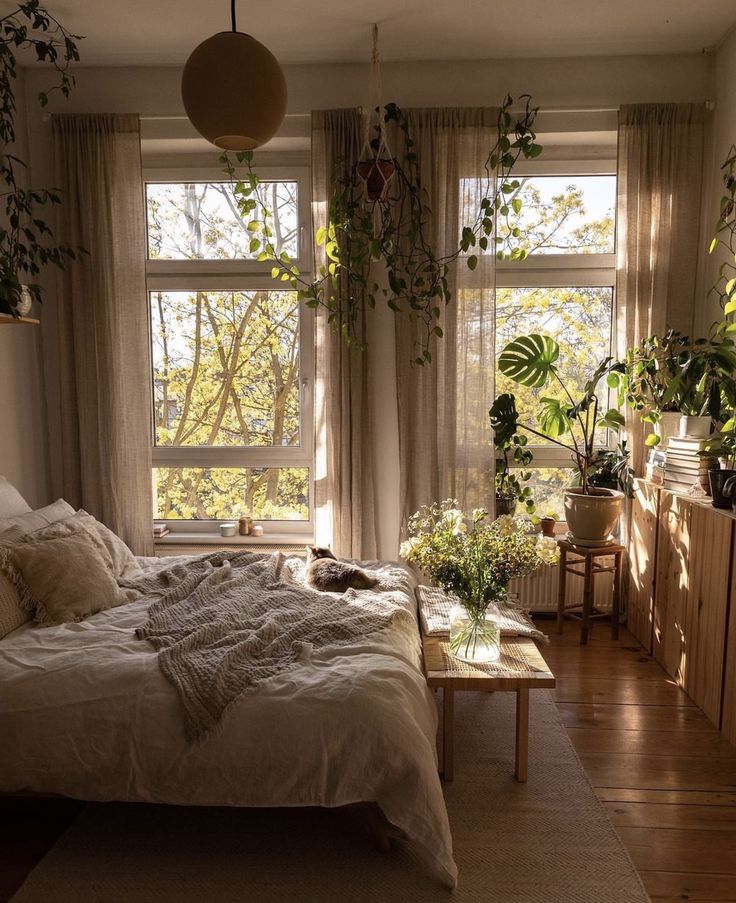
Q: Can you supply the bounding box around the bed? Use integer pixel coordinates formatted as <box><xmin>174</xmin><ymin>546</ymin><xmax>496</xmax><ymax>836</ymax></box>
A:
<box><xmin>0</xmin><ymin>545</ymin><xmax>457</xmax><ymax>888</ymax></box>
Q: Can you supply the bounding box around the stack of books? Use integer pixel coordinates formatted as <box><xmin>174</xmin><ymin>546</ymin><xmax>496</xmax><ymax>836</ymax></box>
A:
<box><xmin>645</xmin><ymin>448</ymin><xmax>666</xmax><ymax>485</ymax></box>
<box><xmin>663</xmin><ymin>437</ymin><xmax>713</xmax><ymax>493</ymax></box>
<box><xmin>153</xmin><ymin>524</ymin><xmax>170</xmax><ymax>539</ymax></box>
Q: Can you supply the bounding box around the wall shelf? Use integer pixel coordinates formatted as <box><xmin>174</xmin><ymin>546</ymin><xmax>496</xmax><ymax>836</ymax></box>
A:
<box><xmin>0</xmin><ymin>313</ymin><xmax>39</xmax><ymax>325</ymax></box>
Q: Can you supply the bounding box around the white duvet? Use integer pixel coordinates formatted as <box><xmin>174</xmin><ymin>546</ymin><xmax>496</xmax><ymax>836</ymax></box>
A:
<box><xmin>0</xmin><ymin>556</ymin><xmax>456</xmax><ymax>887</ymax></box>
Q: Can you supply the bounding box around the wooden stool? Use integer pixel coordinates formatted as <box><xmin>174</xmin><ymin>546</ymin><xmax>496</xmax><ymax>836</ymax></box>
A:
<box><xmin>556</xmin><ymin>539</ymin><xmax>624</xmax><ymax>645</ymax></box>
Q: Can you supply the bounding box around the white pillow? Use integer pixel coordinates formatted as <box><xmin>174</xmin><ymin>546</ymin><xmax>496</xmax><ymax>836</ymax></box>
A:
<box><xmin>0</xmin><ymin>499</ymin><xmax>75</xmax><ymax>535</ymax></box>
<box><xmin>0</xmin><ymin>476</ymin><xmax>31</xmax><ymax>517</ymax></box>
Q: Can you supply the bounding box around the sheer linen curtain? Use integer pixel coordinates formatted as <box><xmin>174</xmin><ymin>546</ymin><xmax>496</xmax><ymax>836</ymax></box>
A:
<box><xmin>394</xmin><ymin>108</ymin><xmax>498</xmax><ymax>535</ymax></box>
<box><xmin>46</xmin><ymin>114</ymin><xmax>153</xmax><ymax>555</ymax></box>
<box><xmin>616</xmin><ymin>103</ymin><xmax>705</xmax><ymax>477</ymax></box>
<box><xmin>312</xmin><ymin>109</ymin><xmax>378</xmax><ymax>559</ymax></box>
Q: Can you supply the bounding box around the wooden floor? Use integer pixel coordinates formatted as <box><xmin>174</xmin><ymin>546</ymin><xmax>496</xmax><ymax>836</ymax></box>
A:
<box><xmin>2</xmin><ymin>622</ymin><xmax>735</xmax><ymax>902</ymax></box>
<box><xmin>544</xmin><ymin>619</ymin><xmax>736</xmax><ymax>903</ymax></box>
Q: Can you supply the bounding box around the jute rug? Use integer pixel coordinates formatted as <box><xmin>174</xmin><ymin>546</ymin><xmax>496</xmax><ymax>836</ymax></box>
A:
<box><xmin>12</xmin><ymin>690</ymin><xmax>650</xmax><ymax>902</ymax></box>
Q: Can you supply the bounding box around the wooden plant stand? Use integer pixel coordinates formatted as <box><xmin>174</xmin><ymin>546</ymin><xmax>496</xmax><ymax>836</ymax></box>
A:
<box><xmin>556</xmin><ymin>539</ymin><xmax>625</xmax><ymax>645</ymax></box>
<box><xmin>422</xmin><ymin>635</ymin><xmax>555</xmax><ymax>782</ymax></box>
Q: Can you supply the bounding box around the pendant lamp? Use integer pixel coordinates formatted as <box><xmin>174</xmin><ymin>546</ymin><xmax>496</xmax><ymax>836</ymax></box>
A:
<box><xmin>181</xmin><ymin>0</ymin><xmax>287</xmax><ymax>151</ymax></box>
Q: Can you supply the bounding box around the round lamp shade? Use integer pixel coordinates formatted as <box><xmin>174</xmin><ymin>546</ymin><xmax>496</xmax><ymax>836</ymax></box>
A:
<box><xmin>181</xmin><ymin>31</ymin><xmax>287</xmax><ymax>151</ymax></box>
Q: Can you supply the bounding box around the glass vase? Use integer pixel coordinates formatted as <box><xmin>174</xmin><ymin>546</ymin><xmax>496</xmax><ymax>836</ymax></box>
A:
<box><xmin>448</xmin><ymin>601</ymin><xmax>501</xmax><ymax>664</ymax></box>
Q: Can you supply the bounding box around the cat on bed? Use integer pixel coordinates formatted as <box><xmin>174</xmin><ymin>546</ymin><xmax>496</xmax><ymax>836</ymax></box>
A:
<box><xmin>305</xmin><ymin>546</ymin><xmax>378</xmax><ymax>593</ymax></box>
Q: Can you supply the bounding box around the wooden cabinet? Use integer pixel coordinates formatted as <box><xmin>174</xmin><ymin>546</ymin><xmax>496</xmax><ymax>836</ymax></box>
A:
<box><xmin>629</xmin><ymin>481</ymin><xmax>736</xmax><ymax>737</ymax></box>
<box><xmin>627</xmin><ymin>480</ymin><xmax>659</xmax><ymax>652</ymax></box>
<box><xmin>722</xmin><ymin>534</ymin><xmax>736</xmax><ymax>745</ymax></box>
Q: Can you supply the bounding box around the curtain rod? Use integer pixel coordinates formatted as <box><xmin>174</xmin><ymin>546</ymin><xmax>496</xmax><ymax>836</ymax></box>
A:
<box><xmin>43</xmin><ymin>102</ymin><xmax>716</xmax><ymax>122</ymax></box>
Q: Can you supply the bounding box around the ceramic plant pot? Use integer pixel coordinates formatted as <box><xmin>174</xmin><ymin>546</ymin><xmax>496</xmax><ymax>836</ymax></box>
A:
<box><xmin>678</xmin><ymin>415</ymin><xmax>712</xmax><ymax>440</ymax></box>
<box><xmin>356</xmin><ymin>158</ymin><xmax>395</xmax><ymax>202</ymax></box>
<box><xmin>564</xmin><ymin>487</ymin><xmax>624</xmax><ymax>545</ymax></box>
<box><xmin>654</xmin><ymin>411</ymin><xmax>681</xmax><ymax>447</ymax></box>
<box><xmin>708</xmin><ymin>469</ymin><xmax>736</xmax><ymax>509</ymax></box>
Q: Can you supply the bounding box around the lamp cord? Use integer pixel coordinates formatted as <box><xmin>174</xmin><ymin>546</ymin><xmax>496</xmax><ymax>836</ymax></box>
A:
<box><xmin>231</xmin><ymin>0</ymin><xmax>237</xmax><ymax>32</ymax></box>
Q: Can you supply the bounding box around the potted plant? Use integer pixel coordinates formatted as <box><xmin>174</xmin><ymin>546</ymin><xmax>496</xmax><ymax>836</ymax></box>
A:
<box><xmin>400</xmin><ymin>501</ymin><xmax>558</xmax><ymax>663</ymax></box>
<box><xmin>491</xmin><ymin>335</ymin><xmax>626</xmax><ymax>545</ymax></box>
<box><xmin>494</xmin><ymin>430</ymin><xmax>535</xmax><ymax>517</ymax></box>
<box><xmin>539</xmin><ymin>513</ymin><xmax>558</xmax><ymax>537</ymax></box>
<box><xmin>224</xmin><ymin>95</ymin><xmax>543</xmax><ymax>363</ymax></box>
<box><xmin>702</xmin><ymin>421</ymin><xmax>736</xmax><ymax>508</ymax></box>
<box><xmin>0</xmin><ymin>2</ymin><xmax>83</xmax><ymax>318</ymax></box>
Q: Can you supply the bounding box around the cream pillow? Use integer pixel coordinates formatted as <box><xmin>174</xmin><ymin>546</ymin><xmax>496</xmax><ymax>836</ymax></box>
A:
<box><xmin>1</xmin><ymin>530</ymin><xmax>131</xmax><ymax>626</ymax></box>
<box><xmin>0</xmin><ymin>499</ymin><xmax>75</xmax><ymax>535</ymax></box>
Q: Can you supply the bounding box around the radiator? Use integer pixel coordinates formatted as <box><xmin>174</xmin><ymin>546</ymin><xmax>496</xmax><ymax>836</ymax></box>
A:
<box><xmin>156</xmin><ymin>543</ymin><xmax>307</xmax><ymax>557</ymax></box>
<box><xmin>509</xmin><ymin>559</ymin><xmax>614</xmax><ymax>614</ymax></box>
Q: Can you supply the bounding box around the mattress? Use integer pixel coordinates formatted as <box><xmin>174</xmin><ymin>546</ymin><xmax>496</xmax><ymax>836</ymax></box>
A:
<box><xmin>0</xmin><ymin>555</ymin><xmax>456</xmax><ymax>887</ymax></box>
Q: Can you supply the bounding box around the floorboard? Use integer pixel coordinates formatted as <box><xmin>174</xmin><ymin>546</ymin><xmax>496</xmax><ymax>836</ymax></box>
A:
<box><xmin>544</xmin><ymin>619</ymin><xmax>736</xmax><ymax>902</ymax></box>
<box><xmin>1</xmin><ymin>622</ymin><xmax>735</xmax><ymax>902</ymax></box>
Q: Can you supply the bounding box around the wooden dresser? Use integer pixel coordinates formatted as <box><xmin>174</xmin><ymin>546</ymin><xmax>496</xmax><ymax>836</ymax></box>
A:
<box><xmin>628</xmin><ymin>479</ymin><xmax>736</xmax><ymax>745</ymax></box>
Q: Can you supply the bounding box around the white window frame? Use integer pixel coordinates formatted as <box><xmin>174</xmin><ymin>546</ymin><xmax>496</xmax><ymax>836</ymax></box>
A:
<box><xmin>494</xmin><ymin>156</ymin><xmax>617</xmax><ymax>472</ymax></box>
<box><xmin>144</xmin><ymin>165</ymin><xmax>315</xmax><ymax>537</ymax></box>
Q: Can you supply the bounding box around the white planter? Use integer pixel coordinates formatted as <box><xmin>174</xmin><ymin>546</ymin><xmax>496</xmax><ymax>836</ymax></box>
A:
<box><xmin>678</xmin><ymin>415</ymin><xmax>712</xmax><ymax>439</ymax></box>
<box><xmin>564</xmin><ymin>487</ymin><xmax>624</xmax><ymax>545</ymax></box>
<box><xmin>654</xmin><ymin>411</ymin><xmax>681</xmax><ymax>447</ymax></box>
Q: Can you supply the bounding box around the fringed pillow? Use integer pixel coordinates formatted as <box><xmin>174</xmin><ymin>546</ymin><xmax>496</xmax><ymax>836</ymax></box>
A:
<box><xmin>0</xmin><ymin>529</ymin><xmax>132</xmax><ymax>626</ymax></box>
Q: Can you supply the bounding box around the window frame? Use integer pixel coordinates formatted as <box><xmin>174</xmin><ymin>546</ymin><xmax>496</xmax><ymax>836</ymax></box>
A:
<box><xmin>144</xmin><ymin>165</ymin><xmax>315</xmax><ymax>536</ymax></box>
<box><xmin>493</xmin><ymin>156</ymin><xmax>618</xmax><ymax>475</ymax></box>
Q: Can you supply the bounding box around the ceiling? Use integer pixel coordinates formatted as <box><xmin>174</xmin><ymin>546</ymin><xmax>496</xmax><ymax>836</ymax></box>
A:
<box><xmin>38</xmin><ymin>0</ymin><xmax>736</xmax><ymax>66</ymax></box>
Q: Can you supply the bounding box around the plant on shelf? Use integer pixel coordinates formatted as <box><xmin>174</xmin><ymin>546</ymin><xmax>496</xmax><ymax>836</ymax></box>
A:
<box><xmin>702</xmin><ymin>416</ymin><xmax>736</xmax><ymax>509</ymax></box>
<box><xmin>619</xmin><ymin>330</ymin><xmax>736</xmax><ymax>445</ymax></box>
<box><xmin>222</xmin><ymin>94</ymin><xmax>542</xmax><ymax>363</ymax></box>
<box><xmin>494</xmin><ymin>429</ymin><xmax>535</xmax><ymax>517</ymax></box>
<box><xmin>0</xmin><ymin>1</ymin><xmax>83</xmax><ymax>319</ymax></box>
<box><xmin>490</xmin><ymin>334</ymin><xmax>626</xmax><ymax>544</ymax></box>
<box><xmin>399</xmin><ymin>501</ymin><xmax>558</xmax><ymax>663</ymax></box>
<box><xmin>709</xmin><ymin>144</ymin><xmax>736</xmax><ymax>317</ymax></box>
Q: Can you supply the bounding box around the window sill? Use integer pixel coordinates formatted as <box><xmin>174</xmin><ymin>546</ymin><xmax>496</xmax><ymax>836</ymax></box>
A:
<box><xmin>154</xmin><ymin>531</ymin><xmax>313</xmax><ymax>547</ymax></box>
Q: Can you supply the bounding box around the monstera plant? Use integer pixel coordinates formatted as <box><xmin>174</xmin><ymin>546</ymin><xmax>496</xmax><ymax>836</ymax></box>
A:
<box><xmin>490</xmin><ymin>334</ymin><xmax>626</xmax><ymax>544</ymax></box>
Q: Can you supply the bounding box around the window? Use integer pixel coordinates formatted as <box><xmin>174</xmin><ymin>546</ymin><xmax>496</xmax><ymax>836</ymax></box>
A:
<box><xmin>145</xmin><ymin>169</ymin><xmax>314</xmax><ymax>534</ymax></box>
<box><xmin>463</xmin><ymin>163</ymin><xmax>617</xmax><ymax>518</ymax></box>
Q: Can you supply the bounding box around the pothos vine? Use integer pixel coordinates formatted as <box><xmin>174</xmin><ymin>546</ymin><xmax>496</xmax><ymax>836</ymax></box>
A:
<box><xmin>221</xmin><ymin>94</ymin><xmax>542</xmax><ymax>363</ymax></box>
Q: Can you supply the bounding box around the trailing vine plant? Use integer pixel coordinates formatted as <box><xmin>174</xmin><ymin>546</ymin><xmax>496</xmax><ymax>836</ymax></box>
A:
<box><xmin>221</xmin><ymin>94</ymin><xmax>542</xmax><ymax>363</ymax></box>
<box><xmin>0</xmin><ymin>1</ymin><xmax>83</xmax><ymax>316</ymax></box>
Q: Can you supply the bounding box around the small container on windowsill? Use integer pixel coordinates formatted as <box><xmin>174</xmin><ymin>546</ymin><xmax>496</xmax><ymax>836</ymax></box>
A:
<box><xmin>251</xmin><ymin>525</ymin><xmax>264</xmax><ymax>537</ymax></box>
<box><xmin>219</xmin><ymin>523</ymin><xmax>237</xmax><ymax>537</ymax></box>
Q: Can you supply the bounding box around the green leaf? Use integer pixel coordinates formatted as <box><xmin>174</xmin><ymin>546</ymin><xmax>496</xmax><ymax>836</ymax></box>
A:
<box><xmin>467</xmin><ymin>254</ymin><xmax>478</xmax><ymax>271</ymax></box>
<box><xmin>645</xmin><ymin>433</ymin><xmax>661</xmax><ymax>447</ymax></box>
<box><xmin>498</xmin><ymin>334</ymin><xmax>560</xmax><ymax>388</ymax></box>
<box><xmin>710</xmin><ymin>237</ymin><xmax>719</xmax><ymax>254</ymax></box>
<box><xmin>315</xmin><ymin>226</ymin><xmax>327</xmax><ymax>246</ymax></box>
<box><xmin>539</xmin><ymin>397</ymin><xmax>572</xmax><ymax>438</ymax></box>
<box><xmin>489</xmin><ymin>393</ymin><xmax>519</xmax><ymax>446</ymax></box>
<box><xmin>511</xmin><ymin>197</ymin><xmax>522</xmax><ymax>215</ymax></box>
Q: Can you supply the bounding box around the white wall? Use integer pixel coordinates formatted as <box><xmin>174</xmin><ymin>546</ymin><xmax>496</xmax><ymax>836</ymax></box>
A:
<box><xmin>18</xmin><ymin>52</ymin><xmax>714</xmax><ymax>553</ymax></box>
<box><xmin>0</xmin><ymin>70</ymin><xmax>50</xmax><ymax>509</ymax></box>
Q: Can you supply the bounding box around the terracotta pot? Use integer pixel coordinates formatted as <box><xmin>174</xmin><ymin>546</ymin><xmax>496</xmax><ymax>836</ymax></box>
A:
<box><xmin>356</xmin><ymin>158</ymin><xmax>395</xmax><ymax>202</ymax></box>
<box><xmin>540</xmin><ymin>516</ymin><xmax>557</xmax><ymax>537</ymax></box>
<box><xmin>563</xmin><ymin>487</ymin><xmax>624</xmax><ymax>545</ymax></box>
<box><xmin>678</xmin><ymin>414</ymin><xmax>711</xmax><ymax>439</ymax></box>
<box><xmin>709</xmin><ymin>469</ymin><xmax>736</xmax><ymax>509</ymax></box>
<box><xmin>654</xmin><ymin>411</ymin><xmax>680</xmax><ymax>447</ymax></box>
<box><xmin>495</xmin><ymin>496</ymin><xmax>517</xmax><ymax>517</ymax></box>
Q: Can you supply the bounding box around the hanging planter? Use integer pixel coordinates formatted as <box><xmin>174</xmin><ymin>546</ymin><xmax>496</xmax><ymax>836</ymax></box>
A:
<box><xmin>221</xmin><ymin>25</ymin><xmax>543</xmax><ymax>364</ymax></box>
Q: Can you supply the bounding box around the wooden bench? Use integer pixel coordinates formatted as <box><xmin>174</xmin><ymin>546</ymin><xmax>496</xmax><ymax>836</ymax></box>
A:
<box><xmin>422</xmin><ymin>634</ymin><xmax>555</xmax><ymax>782</ymax></box>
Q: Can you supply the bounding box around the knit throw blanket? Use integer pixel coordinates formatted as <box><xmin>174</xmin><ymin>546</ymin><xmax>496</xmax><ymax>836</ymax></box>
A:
<box><xmin>130</xmin><ymin>551</ymin><xmax>413</xmax><ymax>741</ymax></box>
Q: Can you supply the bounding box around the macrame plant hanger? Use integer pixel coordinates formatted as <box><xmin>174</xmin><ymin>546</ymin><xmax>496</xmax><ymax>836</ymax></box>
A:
<box><xmin>356</xmin><ymin>24</ymin><xmax>396</xmax><ymax>220</ymax></box>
